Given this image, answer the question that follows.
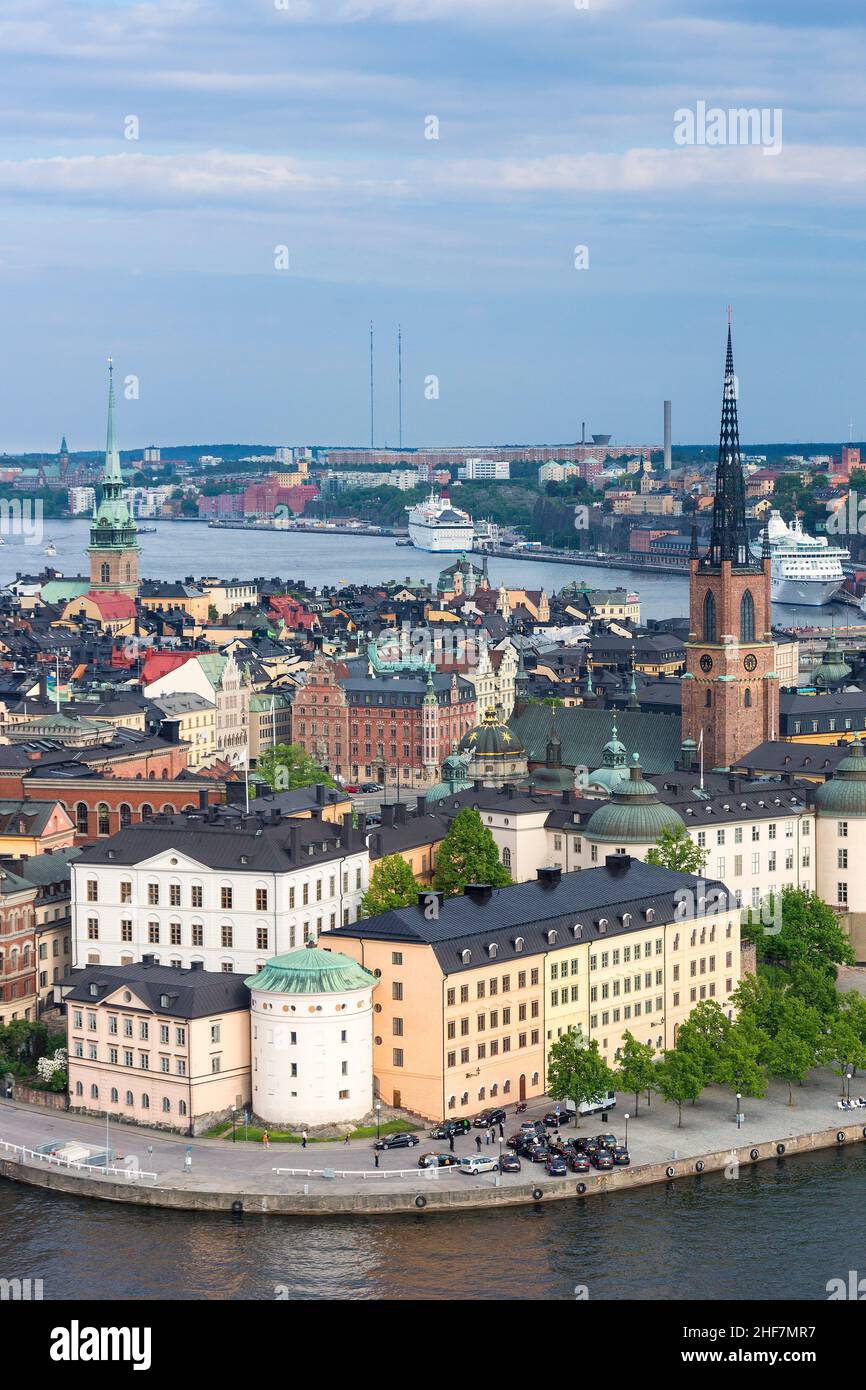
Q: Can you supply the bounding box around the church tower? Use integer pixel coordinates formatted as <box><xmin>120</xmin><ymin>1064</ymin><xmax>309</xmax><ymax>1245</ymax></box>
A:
<box><xmin>87</xmin><ymin>359</ymin><xmax>140</xmax><ymax>595</ymax></box>
<box><xmin>681</xmin><ymin>314</ymin><xmax>778</xmax><ymax>769</ymax></box>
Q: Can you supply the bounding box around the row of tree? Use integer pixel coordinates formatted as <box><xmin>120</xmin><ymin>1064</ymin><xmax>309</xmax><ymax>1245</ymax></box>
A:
<box><xmin>360</xmin><ymin>807</ymin><xmax>511</xmax><ymax>915</ymax></box>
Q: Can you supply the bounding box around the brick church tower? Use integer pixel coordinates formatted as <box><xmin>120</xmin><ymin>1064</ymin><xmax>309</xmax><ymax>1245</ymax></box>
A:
<box><xmin>87</xmin><ymin>359</ymin><xmax>140</xmax><ymax>595</ymax></box>
<box><xmin>682</xmin><ymin>316</ymin><xmax>778</xmax><ymax>769</ymax></box>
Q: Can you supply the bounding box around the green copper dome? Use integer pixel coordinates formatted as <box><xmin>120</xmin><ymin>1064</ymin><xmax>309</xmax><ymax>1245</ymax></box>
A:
<box><xmin>589</xmin><ymin>718</ymin><xmax>629</xmax><ymax>793</ymax></box>
<box><xmin>584</xmin><ymin>757</ymin><xmax>684</xmax><ymax>843</ymax></box>
<box><xmin>427</xmin><ymin>743</ymin><xmax>474</xmax><ymax>803</ymax></box>
<box><xmin>811</xmin><ymin>626</ymin><xmax>852</xmax><ymax>689</ymax></box>
<box><xmin>246</xmin><ymin>946</ymin><xmax>377</xmax><ymax>995</ymax></box>
<box><xmin>815</xmin><ymin>738</ymin><xmax>866</xmax><ymax>817</ymax></box>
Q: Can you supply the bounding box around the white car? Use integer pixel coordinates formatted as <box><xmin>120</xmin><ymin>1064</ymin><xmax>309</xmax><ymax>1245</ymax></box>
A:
<box><xmin>459</xmin><ymin>1155</ymin><xmax>499</xmax><ymax>1175</ymax></box>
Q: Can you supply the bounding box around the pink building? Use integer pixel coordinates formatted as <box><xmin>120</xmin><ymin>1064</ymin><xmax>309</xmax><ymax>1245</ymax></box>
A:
<box><xmin>63</xmin><ymin>959</ymin><xmax>251</xmax><ymax>1134</ymax></box>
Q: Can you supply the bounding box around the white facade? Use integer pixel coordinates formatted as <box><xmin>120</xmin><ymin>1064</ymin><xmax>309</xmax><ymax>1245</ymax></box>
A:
<box><xmin>457</xmin><ymin>458</ymin><xmax>510</xmax><ymax>480</ymax></box>
<box><xmin>71</xmin><ymin>847</ymin><xmax>369</xmax><ymax>977</ymax></box>
<box><xmin>250</xmin><ymin>968</ymin><xmax>375</xmax><ymax>1126</ymax></box>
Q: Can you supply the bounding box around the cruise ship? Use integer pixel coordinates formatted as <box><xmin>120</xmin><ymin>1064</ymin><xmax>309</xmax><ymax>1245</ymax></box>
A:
<box><xmin>406</xmin><ymin>490</ymin><xmax>476</xmax><ymax>551</ymax></box>
<box><xmin>750</xmin><ymin>510</ymin><xmax>848</xmax><ymax>606</ymax></box>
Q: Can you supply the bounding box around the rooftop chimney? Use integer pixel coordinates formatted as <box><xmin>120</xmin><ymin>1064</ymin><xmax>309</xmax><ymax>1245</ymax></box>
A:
<box><xmin>605</xmin><ymin>852</ymin><xmax>631</xmax><ymax>876</ymax></box>
<box><xmin>464</xmin><ymin>882</ymin><xmax>493</xmax><ymax>903</ymax></box>
<box><xmin>537</xmin><ymin>866</ymin><xmax>562</xmax><ymax>888</ymax></box>
<box><xmin>418</xmin><ymin>889</ymin><xmax>443</xmax><ymax>915</ymax></box>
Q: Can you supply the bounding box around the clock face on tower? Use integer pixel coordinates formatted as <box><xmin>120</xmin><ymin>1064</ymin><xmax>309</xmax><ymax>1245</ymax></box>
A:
<box><xmin>744</xmin><ymin>653</ymin><xmax>757</xmax><ymax>673</ymax></box>
<box><xmin>700</xmin><ymin>654</ymin><xmax>713</xmax><ymax>673</ymax></box>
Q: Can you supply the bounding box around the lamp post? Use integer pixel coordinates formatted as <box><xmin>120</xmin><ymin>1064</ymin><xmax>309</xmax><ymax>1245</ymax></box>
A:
<box><xmin>375</xmin><ymin>1101</ymin><xmax>382</xmax><ymax>1142</ymax></box>
<box><xmin>230</xmin><ymin>1105</ymin><xmax>237</xmax><ymax>1143</ymax></box>
<box><xmin>624</xmin><ymin>1112</ymin><xmax>629</xmax><ymax>1150</ymax></box>
<box><xmin>846</xmin><ymin>1069</ymin><xmax>853</xmax><ymax>1102</ymax></box>
<box><xmin>736</xmin><ymin>1093</ymin><xmax>742</xmax><ymax>1130</ymax></box>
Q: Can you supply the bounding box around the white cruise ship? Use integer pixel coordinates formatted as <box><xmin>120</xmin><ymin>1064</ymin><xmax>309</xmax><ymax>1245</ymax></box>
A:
<box><xmin>750</xmin><ymin>510</ymin><xmax>847</xmax><ymax>606</ymax></box>
<box><xmin>406</xmin><ymin>490</ymin><xmax>476</xmax><ymax>551</ymax></box>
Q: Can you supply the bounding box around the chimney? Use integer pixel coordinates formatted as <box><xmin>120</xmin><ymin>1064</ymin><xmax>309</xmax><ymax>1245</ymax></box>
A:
<box><xmin>289</xmin><ymin>824</ymin><xmax>301</xmax><ymax>862</ymax></box>
<box><xmin>158</xmin><ymin>718</ymin><xmax>182</xmax><ymax>745</ymax></box>
<box><xmin>394</xmin><ymin>801</ymin><xmax>407</xmax><ymax>825</ymax></box>
<box><xmin>141</xmin><ymin>954</ymin><xmax>156</xmax><ymax>967</ymax></box>
<box><xmin>373</xmin><ymin>831</ymin><xmax>384</xmax><ymax>857</ymax></box>
<box><xmin>356</xmin><ymin>811</ymin><xmax>367</xmax><ymax>837</ymax></box>
<box><xmin>198</xmin><ymin>788</ymin><xmax>208</xmax><ymax>810</ymax></box>
<box><xmin>418</xmin><ymin>889</ymin><xmax>444</xmax><ymax>914</ymax></box>
<box><xmin>380</xmin><ymin>805</ymin><xmax>395</xmax><ymax>828</ymax></box>
<box><xmin>464</xmin><ymin>882</ymin><xmax>493</xmax><ymax>904</ymax></box>
<box><xmin>188</xmin><ymin>960</ymin><xmax>204</xmax><ymax>971</ymax></box>
<box><xmin>605</xmin><ymin>852</ymin><xmax>631</xmax><ymax>876</ymax></box>
<box><xmin>315</xmin><ymin>783</ymin><xmax>327</xmax><ymax>805</ymax></box>
<box><xmin>537</xmin><ymin>866</ymin><xmax>561</xmax><ymax>888</ymax></box>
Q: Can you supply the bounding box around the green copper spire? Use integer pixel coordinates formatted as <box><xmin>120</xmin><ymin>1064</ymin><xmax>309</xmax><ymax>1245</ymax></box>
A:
<box><xmin>88</xmin><ymin>357</ymin><xmax>139</xmax><ymax>581</ymax></box>
<box><xmin>104</xmin><ymin>357</ymin><xmax>123</xmax><ymax>484</ymax></box>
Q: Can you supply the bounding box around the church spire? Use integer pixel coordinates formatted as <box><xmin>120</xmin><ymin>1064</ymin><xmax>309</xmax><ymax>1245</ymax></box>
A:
<box><xmin>104</xmin><ymin>358</ymin><xmax>122</xmax><ymax>484</ymax></box>
<box><xmin>704</xmin><ymin>313</ymin><xmax>755</xmax><ymax>570</ymax></box>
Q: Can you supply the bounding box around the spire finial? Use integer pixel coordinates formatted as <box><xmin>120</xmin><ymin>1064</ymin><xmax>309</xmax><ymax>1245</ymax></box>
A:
<box><xmin>726</xmin><ymin>304</ymin><xmax>732</xmax><ymax>328</ymax></box>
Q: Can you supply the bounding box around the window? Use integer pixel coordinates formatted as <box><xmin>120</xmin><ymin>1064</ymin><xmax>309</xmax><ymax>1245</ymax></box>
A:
<box><xmin>393</xmin><ymin>1048</ymin><xmax>404</xmax><ymax>1068</ymax></box>
<box><xmin>86</xmin><ymin>879</ymin><xmax>98</xmax><ymax>903</ymax></box>
<box><xmin>211</xmin><ymin>1056</ymin><xmax>221</xmax><ymax>1073</ymax></box>
<box><xmin>120</xmin><ymin>881</ymin><xmax>132</xmax><ymax>904</ymax></box>
<box><xmin>838</xmin><ymin>822</ymin><xmax>848</xmax><ymax>838</ymax></box>
<box><xmin>740</xmin><ymin>589</ymin><xmax>755</xmax><ymax>643</ymax></box>
<box><xmin>87</xmin><ymin>917</ymin><xmax>99</xmax><ymax>940</ymax></box>
<box><xmin>148</xmin><ymin>921</ymin><xmax>159</xmax><ymax>944</ymax></box>
<box><xmin>256</xmin><ymin>927</ymin><xmax>268</xmax><ymax>951</ymax></box>
<box><xmin>703</xmin><ymin>589</ymin><xmax>716</xmax><ymax>643</ymax></box>
<box><xmin>221</xmin><ymin>887</ymin><xmax>233</xmax><ymax>909</ymax></box>
<box><xmin>169</xmin><ymin>884</ymin><xmax>181</xmax><ymax>907</ymax></box>
<box><xmin>192</xmin><ymin>924</ymin><xmax>203</xmax><ymax>947</ymax></box>
<box><xmin>170</xmin><ymin>922</ymin><xmax>181</xmax><ymax>946</ymax></box>
<box><xmin>76</xmin><ymin>803</ymin><xmax>89</xmax><ymax>835</ymax></box>
<box><xmin>392</xmin><ymin>982</ymin><xmax>403</xmax><ymax>1001</ymax></box>
<box><xmin>256</xmin><ymin>889</ymin><xmax>268</xmax><ymax>911</ymax></box>
<box><xmin>147</xmin><ymin>883</ymin><xmax>159</xmax><ymax>905</ymax></box>
<box><xmin>191</xmin><ymin>885</ymin><xmax>203</xmax><ymax>908</ymax></box>
<box><xmin>221</xmin><ymin>924</ymin><xmax>233</xmax><ymax>949</ymax></box>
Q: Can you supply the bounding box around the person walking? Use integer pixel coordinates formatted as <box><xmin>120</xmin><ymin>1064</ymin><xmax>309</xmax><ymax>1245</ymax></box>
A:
<box><xmin>374</xmin><ymin>1149</ymin><xmax>380</xmax><ymax>1169</ymax></box>
<box><xmin>301</xmin><ymin>1130</ymin><xmax>308</xmax><ymax>1150</ymax></box>
<box><xmin>475</xmin><ymin>1134</ymin><xmax>482</xmax><ymax>1153</ymax></box>
<box><xmin>262</xmin><ymin>1131</ymin><xmax>269</xmax><ymax>1150</ymax></box>
<box><xmin>344</xmin><ymin>1131</ymin><xmax>351</xmax><ymax>1146</ymax></box>
<box><xmin>498</xmin><ymin>1122</ymin><xmax>505</xmax><ymax>1140</ymax></box>
<box><xmin>449</xmin><ymin>1133</ymin><xmax>455</xmax><ymax>1153</ymax></box>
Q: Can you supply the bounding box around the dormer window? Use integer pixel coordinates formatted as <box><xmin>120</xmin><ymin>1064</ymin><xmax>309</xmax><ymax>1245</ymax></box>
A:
<box><xmin>88</xmin><ymin>983</ymin><xmax>98</xmax><ymax>997</ymax></box>
<box><xmin>645</xmin><ymin>908</ymin><xmax>655</xmax><ymax>922</ymax></box>
<box><xmin>514</xmin><ymin>936</ymin><xmax>525</xmax><ymax>953</ymax></box>
<box><xmin>461</xmin><ymin>949</ymin><xmax>472</xmax><ymax>965</ymax></box>
<box><xmin>488</xmin><ymin>943</ymin><xmax>498</xmax><ymax>959</ymax></box>
<box><xmin>573</xmin><ymin>922</ymin><xmax>583</xmax><ymax>939</ymax></box>
<box><xmin>159</xmin><ymin>994</ymin><xmax>170</xmax><ymax>1008</ymax></box>
<box><xmin>598</xmin><ymin>917</ymin><xmax>608</xmax><ymax>933</ymax></box>
<box><xmin>622</xmin><ymin>912</ymin><xmax>632</xmax><ymax>928</ymax></box>
<box><xmin>547</xmin><ymin>929</ymin><xmax>557</xmax><ymax>945</ymax></box>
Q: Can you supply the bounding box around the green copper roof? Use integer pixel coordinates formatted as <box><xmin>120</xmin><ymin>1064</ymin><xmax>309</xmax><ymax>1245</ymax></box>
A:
<box><xmin>584</xmin><ymin>758</ymin><xmax>684</xmax><ymax>843</ymax></box>
<box><xmin>246</xmin><ymin>946</ymin><xmax>377</xmax><ymax>995</ymax></box>
<box><xmin>815</xmin><ymin>737</ymin><xmax>866</xmax><ymax>816</ymax></box>
<box><xmin>89</xmin><ymin>359</ymin><xmax>139</xmax><ymax>549</ymax></box>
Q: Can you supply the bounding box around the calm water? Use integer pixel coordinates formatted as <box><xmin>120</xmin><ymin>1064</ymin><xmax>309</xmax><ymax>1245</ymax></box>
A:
<box><xmin>0</xmin><ymin>519</ymin><xmax>852</xmax><ymax>628</ymax></box>
<box><xmin>1</xmin><ymin>1147</ymin><xmax>864</xmax><ymax>1300</ymax></box>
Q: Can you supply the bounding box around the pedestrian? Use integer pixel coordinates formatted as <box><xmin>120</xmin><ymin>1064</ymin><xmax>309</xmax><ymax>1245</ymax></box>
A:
<box><xmin>262</xmin><ymin>1131</ymin><xmax>269</xmax><ymax>1150</ymax></box>
<box><xmin>475</xmin><ymin>1134</ymin><xmax>482</xmax><ymax>1153</ymax></box>
<box><xmin>498</xmin><ymin>1122</ymin><xmax>504</xmax><ymax>1140</ymax></box>
<box><xmin>374</xmin><ymin>1150</ymin><xmax>380</xmax><ymax>1169</ymax></box>
<box><xmin>485</xmin><ymin>1129</ymin><xmax>491</xmax><ymax>1146</ymax></box>
<box><xmin>449</xmin><ymin>1133</ymin><xmax>455</xmax><ymax>1152</ymax></box>
<box><xmin>301</xmin><ymin>1130</ymin><xmax>307</xmax><ymax>1150</ymax></box>
<box><xmin>344</xmin><ymin>1131</ymin><xmax>350</xmax><ymax>1146</ymax></box>
<box><xmin>183</xmin><ymin>1147</ymin><xmax>192</xmax><ymax>1173</ymax></box>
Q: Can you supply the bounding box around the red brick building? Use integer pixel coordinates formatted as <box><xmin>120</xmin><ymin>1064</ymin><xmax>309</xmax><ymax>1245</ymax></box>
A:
<box><xmin>243</xmin><ymin>481</ymin><xmax>319</xmax><ymax>518</ymax></box>
<box><xmin>292</xmin><ymin>654</ymin><xmax>476</xmax><ymax>789</ymax></box>
<box><xmin>0</xmin><ymin>864</ymin><xmax>38</xmax><ymax>1025</ymax></box>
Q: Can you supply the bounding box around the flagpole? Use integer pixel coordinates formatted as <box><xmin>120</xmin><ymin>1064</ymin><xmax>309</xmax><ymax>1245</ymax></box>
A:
<box><xmin>698</xmin><ymin>728</ymin><xmax>704</xmax><ymax>792</ymax></box>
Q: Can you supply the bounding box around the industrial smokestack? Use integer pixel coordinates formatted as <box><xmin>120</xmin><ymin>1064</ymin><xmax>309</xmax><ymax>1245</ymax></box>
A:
<box><xmin>581</xmin><ymin>421</ymin><xmax>586</xmax><ymax>445</ymax></box>
<box><xmin>663</xmin><ymin>400</ymin><xmax>672</xmax><ymax>471</ymax></box>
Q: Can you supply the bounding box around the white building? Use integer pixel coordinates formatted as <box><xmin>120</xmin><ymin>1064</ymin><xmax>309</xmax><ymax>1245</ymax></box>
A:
<box><xmin>143</xmin><ymin>446</ymin><xmax>161</xmax><ymax>463</ymax></box>
<box><xmin>71</xmin><ymin>811</ymin><xmax>370</xmax><ymax>978</ymax></box>
<box><xmin>458</xmin><ymin>458</ymin><xmax>510</xmax><ymax>480</ymax></box>
<box><xmin>247</xmin><ymin>945</ymin><xmax>377</xmax><ymax>1127</ymax></box>
<box><xmin>68</xmin><ymin>487</ymin><xmax>96</xmax><ymax>515</ymax></box>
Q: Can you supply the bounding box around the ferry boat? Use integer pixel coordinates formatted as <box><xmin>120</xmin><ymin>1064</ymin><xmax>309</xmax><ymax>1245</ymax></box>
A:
<box><xmin>750</xmin><ymin>510</ymin><xmax>847</xmax><ymax>607</ymax></box>
<box><xmin>44</xmin><ymin>541</ymin><xmax>56</xmax><ymax>556</ymax></box>
<box><xmin>405</xmin><ymin>490</ymin><xmax>475</xmax><ymax>552</ymax></box>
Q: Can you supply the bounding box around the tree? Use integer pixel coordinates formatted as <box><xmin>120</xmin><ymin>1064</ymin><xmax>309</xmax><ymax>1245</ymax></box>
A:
<box><xmin>674</xmin><ymin>1000</ymin><xmax>731</xmax><ymax>1089</ymax></box>
<box><xmin>758</xmin><ymin>887</ymin><xmax>854</xmax><ymax>972</ymax></box>
<box><xmin>616</xmin><ymin>1031</ymin><xmax>656</xmax><ymax>1115</ymax></box>
<box><xmin>547</xmin><ymin>1032</ymin><xmax>616</xmax><ymax>1123</ymax></box>
<box><xmin>646</xmin><ymin>824</ymin><xmax>706</xmax><ymax>875</ymax></box>
<box><xmin>360</xmin><ymin>854</ymin><xmax>419</xmax><ymax>918</ymax></box>
<box><xmin>714</xmin><ymin>1021</ymin><xmax>768</xmax><ymax>1108</ymax></box>
<box><xmin>433</xmin><ymin>807</ymin><xmax>512</xmax><ymax>897</ymax></box>
<box><xmin>818</xmin><ymin>993</ymin><xmax>866</xmax><ymax>1083</ymax></box>
<box><xmin>255</xmin><ymin>743</ymin><xmax>335</xmax><ymax>792</ymax></box>
<box><xmin>766</xmin><ymin>1020</ymin><xmax>816</xmax><ymax>1107</ymax></box>
<box><xmin>653</xmin><ymin>1050</ymin><xmax>704</xmax><ymax>1127</ymax></box>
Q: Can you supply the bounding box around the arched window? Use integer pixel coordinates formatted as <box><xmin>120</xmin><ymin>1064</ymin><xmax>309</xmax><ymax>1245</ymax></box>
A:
<box><xmin>502</xmin><ymin>847</ymin><xmax>511</xmax><ymax>869</ymax></box>
<box><xmin>97</xmin><ymin>803</ymin><xmax>110</xmax><ymax>836</ymax></box>
<box><xmin>119</xmin><ymin>803</ymin><xmax>132</xmax><ymax>829</ymax></box>
<box><xmin>740</xmin><ymin>589</ymin><xmax>755</xmax><ymax>643</ymax></box>
<box><xmin>90</xmin><ymin>1084</ymin><xmax>99</xmax><ymax>1100</ymax></box>
<box><xmin>100</xmin><ymin>562</ymin><xmax>110</xmax><ymax>584</ymax></box>
<box><xmin>703</xmin><ymin>590</ymin><xmax>716</xmax><ymax>643</ymax></box>
<box><xmin>110</xmin><ymin>1088</ymin><xmax>118</xmax><ymax>1103</ymax></box>
<box><xmin>179</xmin><ymin>1100</ymin><xmax>187</xmax><ymax>1116</ymax></box>
<box><xmin>140</xmin><ymin>804</ymin><xmax>153</xmax><ymax>821</ymax></box>
<box><xmin>744</xmin><ymin>688</ymin><xmax>752</xmax><ymax>708</ymax></box>
<box><xmin>125</xmin><ymin>1091</ymin><xmax>133</xmax><ymax>1106</ymax></box>
<box><xmin>75</xmin><ymin>802</ymin><xmax>89</xmax><ymax>835</ymax></box>
<box><xmin>705</xmin><ymin>689</ymin><xmax>712</xmax><ymax>708</ymax></box>
<box><xmin>125</xmin><ymin>562</ymin><xmax>132</xmax><ymax>583</ymax></box>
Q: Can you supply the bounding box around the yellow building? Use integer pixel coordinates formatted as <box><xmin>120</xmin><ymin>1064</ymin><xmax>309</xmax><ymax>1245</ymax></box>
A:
<box><xmin>139</xmin><ymin>582</ymin><xmax>211</xmax><ymax>622</ymax></box>
<box><xmin>323</xmin><ymin>856</ymin><xmax>740</xmax><ymax>1120</ymax></box>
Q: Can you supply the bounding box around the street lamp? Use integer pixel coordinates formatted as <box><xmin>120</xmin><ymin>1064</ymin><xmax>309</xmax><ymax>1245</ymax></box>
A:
<box><xmin>624</xmin><ymin>1112</ymin><xmax>629</xmax><ymax>1149</ymax></box>
<box><xmin>230</xmin><ymin>1105</ymin><xmax>237</xmax><ymax>1143</ymax></box>
<box><xmin>375</xmin><ymin>1101</ymin><xmax>382</xmax><ymax>1141</ymax></box>
<box><xmin>846</xmin><ymin>1069</ymin><xmax>853</xmax><ymax>1102</ymax></box>
<box><xmin>736</xmin><ymin>1093</ymin><xmax>742</xmax><ymax>1130</ymax></box>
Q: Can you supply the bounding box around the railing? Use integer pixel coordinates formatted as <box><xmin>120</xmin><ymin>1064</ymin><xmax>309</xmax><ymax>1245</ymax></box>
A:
<box><xmin>0</xmin><ymin>1138</ymin><xmax>157</xmax><ymax>1183</ymax></box>
<box><xmin>273</xmin><ymin>1164</ymin><xmax>440</xmax><ymax>1181</ymax></box>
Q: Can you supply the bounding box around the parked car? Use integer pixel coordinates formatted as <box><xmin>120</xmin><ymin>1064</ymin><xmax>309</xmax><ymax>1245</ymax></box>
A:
<box><xmin>418</xmin><ymin>1151</ymin><xmax>459</xmax><ymax>1168</ymax></box>
<box><xmin>545</xmin><ymin>1153</ymin><xmax>568</xmax><ymax>1177</ymax></box>
<box><xmin>459</xmin><ymin>1155</ymin><xmax>499</xmax><ymax>1175</ymax></box>
<box><xmin>499</xmin><ymin>1152</ymin><xmax>522</xmax><ymax>1173</ymax></box>
<box><xmin>365</xmin><ymin>813</ymin><xmax>382</xmax><ymax>827</ymax></box>
<box><xmin>591</xmin><ymin>1150</ymin><xmax>614</xmax><ymax>1170</ymax></box>
<box><xmin>343</xmin><ymin>785</ymin><xmax>360</xmax><ymax>794</ymax></box>
<box><xmin>374</xmin><ymin>1132</ymin><xmax>420</xmax><ymax>1151</ymax></box>
<box><xmin>520</xmin><ymin>1120</ymin><xmax>540</xmax><ymax>1135</ymax></box>
<box><xmin>429</xmin><ymin>1119</ymin><xmax>471</xmax><ymax>1139</ymax></box>
<box><xmin>612</xmin><ymin>1147</ymin><xmax>631</xmax><ymax>1166</ymax></box>
<box><xmin>474</xmin><ymin>1107</ymin><xmax>507</xmax><ymax>1129</ymax></box>
<box><xmin>594</xmin><ymin>1133</ymin><xmax>618</xmax><ymax>1150</ymax></box>
<box><xmin>506</xmin><ymin>1133</ymin><xmax>524</xmax><ymax>1149</ymax></box>
<box><xmin>360</xmin><ymin>782</ymin><xmax>382</xmax><ymax>793</ymax></box>
<box><xmin>527</xmin><ymin>1145</ymin><xmax>550</xmax><ymax>1163</ymax></box>
<box><xmin>565</xmin><ymin>1152</ymin><xmax>591</xmax><ymax>1173</ymax></box>
<box><xmin>543</xmin><ymin>1111</ymin><xmax>567</xmax><ymax>1128</ymax></box>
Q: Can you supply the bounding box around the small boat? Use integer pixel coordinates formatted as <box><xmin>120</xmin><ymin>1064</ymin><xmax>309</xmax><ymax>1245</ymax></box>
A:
<box><xmin>44</xmin><ymin>541</ymin><xmax>57</xmax><ymax>556</ymax></box>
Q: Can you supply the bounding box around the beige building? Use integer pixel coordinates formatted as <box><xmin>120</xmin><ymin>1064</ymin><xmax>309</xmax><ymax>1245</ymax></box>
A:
<box><xmin>63</xmin><ymin>959</ymin><xmax>251</xmax><ymax>1134</ymax></box>
<box><xmin>200</xmin><ymin>578</ymin><xmax>260</xmax><ymax>619</ymax></box>
<box><xmin>148</xmin><ymin>692</ymin><xmax>217</xmax><ymax>769</ymax></box>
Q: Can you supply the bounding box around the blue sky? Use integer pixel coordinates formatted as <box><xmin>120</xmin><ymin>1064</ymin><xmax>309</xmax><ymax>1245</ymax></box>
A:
<box><xmin>2</xmin><ymin>0</ymin><xmax>866</xmax><ymax>451</ymax></box>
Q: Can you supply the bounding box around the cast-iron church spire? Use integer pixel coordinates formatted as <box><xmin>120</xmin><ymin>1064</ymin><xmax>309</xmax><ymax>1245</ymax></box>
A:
<box><xmin>704</xmin><ymin>309</ymin><xmax>755</xmax><ymax>570</ymax></box>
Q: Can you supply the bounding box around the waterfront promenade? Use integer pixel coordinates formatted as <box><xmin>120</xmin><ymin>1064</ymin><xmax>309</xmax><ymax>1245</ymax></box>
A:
<box><xmin>2</xmin><ymin>1069</ymin><xmax>863</xmax><ymax>1216</ymax></box>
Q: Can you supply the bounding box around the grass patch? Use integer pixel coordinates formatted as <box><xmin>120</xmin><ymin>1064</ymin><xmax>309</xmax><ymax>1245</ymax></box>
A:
<box><xmin>218</xmin><ymin>1117</ymin><xmax>422</xmax><ymax>1144</ymax></box>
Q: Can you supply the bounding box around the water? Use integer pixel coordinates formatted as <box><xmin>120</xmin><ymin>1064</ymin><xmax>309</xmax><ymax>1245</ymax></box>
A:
<box><xmin>0</xmin><ymin>520</ymin><xmax>852</xmax><ymax>628</ymax></box>
<box><xmin>1</xmin><ymin>1146</ymin><xmax>863</xmax><ymax>1299</ymax></box>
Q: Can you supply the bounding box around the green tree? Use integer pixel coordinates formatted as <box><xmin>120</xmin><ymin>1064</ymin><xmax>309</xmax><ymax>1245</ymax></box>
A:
<box><xmin>653</xmin><ymin>1050</ymin><xmax>704</xmax><ymax>1127</ymax></box>
<box><xmin>616</xmin><ymin>1031</ymin><xmax>656</xmax><ymax>1115</ymax></box>
<box><xmin>758</xmin><ymin>887</ymin><xmax>854</xmax><ymax>971</ymax></box>
<box><xmin>818</xmin><ymin>993</ymin><xmax>866</xmax><ymax>1082</ymax></box>
<box><xmin>646</xmin><ymin>824</ymin><xmax>706</xmax><ymax>875</ymax></box>
<box><xmin>714</xmin><ymin>1021</ymin><xmax>768</xmax><ymax>1108</ymax></box>
<box><xmin>255</xmin><ymin>743</ymin><xmax>335</xmax><ymax>792</ymax></box>
<box><xmin>360</xmin><ymin>854</ymin><xmax>419</xmax><ymax>918</ymax></box>
<box><xmin>547</xmin><ymin>1032</ymin><xmax>616</xmax><ymax>1123</ymax></box>
<box><xmin>433</xmin><ymin>807</ymin><xmax>512</xmax><ymax>897</ymax></box>
<box><xmin>674</xmin><ymin>999</ymin><xmax>732</xmax><ymax>1088</ymax></box>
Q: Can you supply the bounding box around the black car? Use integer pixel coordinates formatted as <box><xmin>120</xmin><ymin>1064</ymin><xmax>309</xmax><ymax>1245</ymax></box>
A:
<box><xmin>374</xmin><ymin>1132</ymin><xmax>420</xmax><ymax>1151</ymax></box>
<box><xmin>360</xmin><ymin>782</ymin><xmax>382</xmax><ymax>793</ymax></box>
<box><xmin>565</xmin><ymin>1152</ymin><xmax>591</xmax><ymax>1173</ymax></box>
<box><xmin>591</xmin><ymin>1150</ymin><xmax>614</xmax><ymax>1170</ymax></box>
<box><xmin>429</xmin><ymin>1118</ymin><xmax>471</xmax><ymax>1139</ymax></box>
<box><xmin>612</xmin><ymin>1147</ymin><xmax>631</xmax><ymax>1166</ymax></box>
<box><xmin>545</xmin><ymin>1153</ymin><xmax>568</xmax><ymax>1177</ymax></box>
<box><xmin>543</xmin><ymin>1111</ymin><xmax>568</xmax><ymax>1128</ymax></box>
<box><xmin>506</xmin><ymin>1133</ymin><xmax>524</xmax><ymax>1149</ymax></box>
<box><xmin>499</xmin><ymin>1152</ymin><xmax>522</xmax><ymax>1173</ymax></box>
<box><xmin>595</xmin><ymin>1133</ymin><xmax>617</xmax><ymax>1150</ymax></box>
<box><xmin>418</xmin><ymin>1151</ymin><xmax>460</xmax><ymax>1168</ymax></box>
<box><xmin>527</xmin><ymin>1145</ymin><xmax>550</xmax><ymax>1163</ymax></box>
<box><xmin>474</xmin><ymin>1107</ymin><xmax>508</xmax><ymax>1129</ymax></box>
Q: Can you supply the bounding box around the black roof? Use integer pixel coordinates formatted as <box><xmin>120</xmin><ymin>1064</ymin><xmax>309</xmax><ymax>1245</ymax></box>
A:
<box><xmin>327</xmin><ymin>858</ymin><xmax>728</xmax><ymax>974</ymax></box>
<box><xmin>63</xmin><ymin>961</ymin><xmax>250</xmax><ymax>1017</ymax></box>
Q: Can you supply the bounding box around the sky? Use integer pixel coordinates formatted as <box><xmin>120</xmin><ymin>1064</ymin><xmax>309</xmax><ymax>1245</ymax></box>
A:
<box><xmin>2</xmin><ymin>0</ymin><xmax>866</xmax><ymax>452</ymax></box>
